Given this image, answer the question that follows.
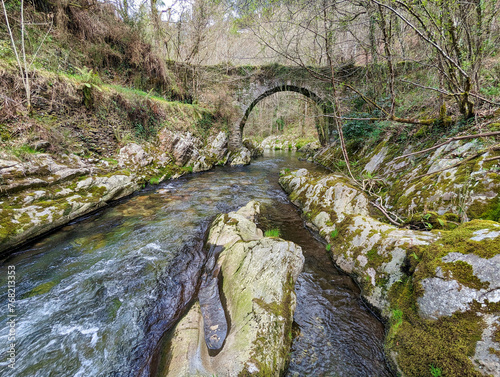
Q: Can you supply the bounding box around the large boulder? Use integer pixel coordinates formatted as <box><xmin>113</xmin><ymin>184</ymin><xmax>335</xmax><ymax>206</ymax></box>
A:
<box><xmin>161</xmin><ymin>201</ymin><xmax>304</xmax><ymax>376</ymax></box>
<box><xmin>243</xmin><ymin>138</ymin><xmax>264</xmax><ymax>158</ymax></box>
<box><xmin>0</xmin><ymin>173</ymin><xmax>140</xmax><ymax>254</ymax></box>
<box><xmin>207</xmin><ymin>131</ymin><xmax>228</xmax><ymax>161</ymax></box>
<box><xmin>158</xmin><ymin>129</ymin><xmax>199</xmax><ymax>166</ymax></box>
<box><xmin>358</xmin><ymin>139</ymin><xmax>499</xmax><ymax>222</ymax></box>
<box><xmin>298</xmin><ymin>140</ymin><xmax>321</xmax><ymax>154</ymax></box>
<box><xmin>279</xmin><ymin>168</ymin><xmax>437</xmax><ymax>316</ymax></box>
<box><xmin>190</xmin><ymin>132</ymin><xmax>229</xmax><ymax>173</ymax></box>
<box><xmin>260</xmin><ymin>135</ymin><xmax>297</xmax><ymax>151</ymax></box>
<box><xmin>118</xmin><ymin>143</ymin><xmax>153</xmax><ymax>168</ymax></box>
<box><xmin>229</xmin><ymin>146</ymin><xmax>252</xmax><ymax>166</ymax></box>
<box><xmin>279</xmin><ymin>168</ymin><xmax>500</xmax><ymax>377</ymax></box>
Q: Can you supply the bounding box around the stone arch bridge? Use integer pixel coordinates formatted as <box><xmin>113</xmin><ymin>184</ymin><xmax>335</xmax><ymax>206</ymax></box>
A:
<box><xmin>191</xmin><ymin>64</ymin><xmax>360</xmax><ymax>151</ymax></box>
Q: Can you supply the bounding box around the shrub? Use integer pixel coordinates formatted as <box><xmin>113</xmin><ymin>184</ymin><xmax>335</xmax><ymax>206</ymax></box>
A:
<box><xmin>343</xmin><ymin>112</ymin><xmax>376</xmax><ymax>140</ymax></box>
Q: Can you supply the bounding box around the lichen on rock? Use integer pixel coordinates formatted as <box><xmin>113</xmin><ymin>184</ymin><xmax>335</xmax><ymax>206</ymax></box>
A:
<box><xmin>279</xmin><ymin>167</ymin><xmax>500</xmax><ymax>377</ymax></box>
<box><xmin>160</xmin><ymin>201</ymin><xmax>304</xmax><ymax>376</ymax></box>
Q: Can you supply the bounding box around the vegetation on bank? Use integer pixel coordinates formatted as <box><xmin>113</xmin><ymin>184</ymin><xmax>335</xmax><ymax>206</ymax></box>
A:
<box><xmin>0</xmin><ymin>0</ymin><xmax>234</xmax><ymax>163</ymax></box>
<box><xmin>264</xmin><ymin>228</ymin><xmax>281</xmax><ymax>237</ymax></box>
<box><xmin>0</xmin><ymin>61</ymin><xmax>212</xmax><ymax>161</ymax></box>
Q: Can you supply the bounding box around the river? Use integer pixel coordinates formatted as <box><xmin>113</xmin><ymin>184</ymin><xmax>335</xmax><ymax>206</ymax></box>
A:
<box><xmin>0</xmin><ymin>150</ymin><xmax>393</xmax><ymax>376</ymax></box>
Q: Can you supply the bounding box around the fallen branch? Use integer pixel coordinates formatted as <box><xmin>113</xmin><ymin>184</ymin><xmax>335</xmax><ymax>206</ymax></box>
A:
<box><xmin>395</xmin><ymin>131</ymin><xmax>500</xmax><ymax>160</ymax></box>
<box><xmin>484</xmin><ymin>155</ymin><xmax>500</xmax><ymax>162</ymax></box>
<box><xmin>469</xmin><ymin>92</ymin><xmax>500</xmax><ymax>106</ymax></box>
<box><xmin>370</xmin><ymin>201</ymin><xmax>403</xmax><ymax>227</ymax></box>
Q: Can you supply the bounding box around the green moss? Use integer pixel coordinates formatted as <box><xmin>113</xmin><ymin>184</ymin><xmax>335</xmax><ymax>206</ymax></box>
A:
<box><xmin>252</xmin><ymin>298</ymin><xmax>282</xmax><ymax>317</ymax></box>
<box><xmin>441</xmin><ymin>261</ymin><xmax>489</xmax><ymax>290</ymax></box>
<box><xmin>245</xmin><ymin>272</ymin><xmax>295</xmax><ymax>376</ymax></box>
<box><xmin>413</xmin><ymin>221</ymin><xmax>500</xmax><ymax>279</ymax></box>
<box><xmin>384</xmin><ymin>219</ymin><xmax>500</xmax><ymax>377</ymax></box>
<box><xmin>89</xmin><ymin>185</ymin><xmax>107</xmax><ymax>197</ymax></box>
<box><xmin>394</xmin><ymin>311</ymin><xmax>484</xmax><ymax>377</ymax></box>
<box><xmin>387</xmin><ymin>279</ymin><xmax>485</xmax><ymax>377</ymax></box>
<box><xmin>405</xmin><ymin>212</ymin><xmax>458</xmax><ymax>230</ymax></box>
<box><xmin>414</xmin><ymin>125</ymin><xmax>429</xmax><ymax>138</ymax></box>
<box><xmin>488</xmin><ymin>347</ymin><xmax>500</xmax><ymax>358</ymax></box>
<box><xmin>102</xmin><ymin>157</ymin><xmax>118</xmax><ymax>165</ymax></box>
<box><xmin>106</xmin><ymin>297</ymin><xmax>122</xmax><ymax>320</ymax></box>
<box><xmin>180</xmin><ymin>165</ymin><xmax>193</xmax><ymax>174</ymax></box>
<box><xmin>487</xmin><ymin>123</ymin><xmax>500</xmax><ymax>132</ymax></box>
<box><xmin>18</xmin><ymin>211</ymin><xmax>32</xmax><ymax>226</ymax></box>
<box><xmin>25</xmin><ymin>281</ymin><xmax>57</xmax><ymax>298</ymax></box>
<box><xmin>62</xmin><ymin>204</ymin><xmax>73</xmax><ymax>217</ymax></box>
<box><xmin>494</xmin><ymin>323</ymin><xmax>500</xmax><ymax>344</ymax></box>
<box><xmin>478</xmin><ymin>197</ymin><xmax>500</xmax><ymax>222</ymax></box>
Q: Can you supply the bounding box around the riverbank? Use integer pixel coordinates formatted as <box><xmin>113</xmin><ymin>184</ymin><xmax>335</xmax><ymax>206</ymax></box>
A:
<box><xmin>279</xmin><ymin>127</ymin><xmax>500</xmax><ymax>376</ymax></box>
<box><xmin>0</xmin><ymin>125</ymin><xmax>258</xmax><ymax>255</ymax></box>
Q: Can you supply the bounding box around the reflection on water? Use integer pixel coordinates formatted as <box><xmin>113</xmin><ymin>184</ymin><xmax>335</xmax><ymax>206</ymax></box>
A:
<box><xmin>259</xmin><ymin>201</ymin><xmax>393</xmax><ymax>377</ymax></box>
<box><xmin>0</xmin><ymin>151</ymin><xmax>393</xmax><ymax>376</ymax></box>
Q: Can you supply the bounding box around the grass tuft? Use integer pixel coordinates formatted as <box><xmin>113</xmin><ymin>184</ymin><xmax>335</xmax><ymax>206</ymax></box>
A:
<box><xmin>264</xmin><ymin>228</ymin><xmax>281</xmax><ymax>237</ymax></box>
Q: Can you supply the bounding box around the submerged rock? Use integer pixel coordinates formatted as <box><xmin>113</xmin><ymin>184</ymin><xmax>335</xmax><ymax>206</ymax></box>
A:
<box><xmin>162</xmin><ymin>201</ymin><xmax>304</xmax><ymax>376</ymax></box>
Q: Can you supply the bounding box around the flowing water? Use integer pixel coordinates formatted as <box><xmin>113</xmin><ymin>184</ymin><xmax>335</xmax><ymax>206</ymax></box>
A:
<box><xmin>0</xmin><ymin>151</ymin><xmax>394</xmax><ymax>377</ymax></box>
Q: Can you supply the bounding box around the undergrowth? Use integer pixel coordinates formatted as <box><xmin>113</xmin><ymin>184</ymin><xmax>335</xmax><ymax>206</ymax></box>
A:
<box><xmin>264</xmin><ymin>228</ymin><xmax>281</xmax><ymax>237</ymax></box>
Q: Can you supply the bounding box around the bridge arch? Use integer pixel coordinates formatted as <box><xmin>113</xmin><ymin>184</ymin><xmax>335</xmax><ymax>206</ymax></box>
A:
<box><xmin>238</xmin><ymin>84</ymin><xmax>332</xmax><ymax>147</ymax></box>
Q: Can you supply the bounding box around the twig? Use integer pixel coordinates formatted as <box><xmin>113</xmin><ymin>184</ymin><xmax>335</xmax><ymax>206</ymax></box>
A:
<box><xmin>395</xmin><ymin>131</ymin><xmax>500</xmax><ymax>160</ymax></box>
<box><xmin>0</xmin><ymin>93</ymin><xmax>21</xmax><ymax>105</ymax></box>
<box><xmin>468</xmin><ymin>92</ymin><xmax>500</xmax><ymax>106</ymax></box>
<box><xmin>370</xmin><ymin>201</ymin><xmax>403</xmax><ymax>227</ymax></box>
<box><xmin>399</xmin><ymin>79</ymin><xmax>455</xmax><ymax>96</ymax></box>
<box><xmin>484</xmin><ymin>155</ymin><xmax>500</xmax><ymax>162</ymax></box>
<box><xmin>28</xmin><ymin>18</ymin><xmax>53</xmax><ymax>70</ymax></box>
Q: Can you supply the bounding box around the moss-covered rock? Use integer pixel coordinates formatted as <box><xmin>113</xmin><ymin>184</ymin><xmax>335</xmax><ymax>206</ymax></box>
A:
<box><xmin>279</xmin><ymin>168</ymin><xmax>438</xmax><ymax>317</ymax></box>
<box><xmin>0</xmin><ymin>126</ymin><xmax>237</xmax><ymax>255</ymax></box>
<box><xmin>386</xmin><ymin>220</ymin><xmax>500</xmax><ymax>377</ymax></box>
<box><xmin>313</xmin><ymin>135</ymin><xmax>500</xmax><ymax>224</ymax></box>
<box><xmin>160</xmin><ymin>201</ymin><xmax>304</xmax><ymax>376</ymax></box>
<box><xmin>280</xmin><ymin>168</ymin><xmax>500</xmax><ymax>377</ymax></box>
